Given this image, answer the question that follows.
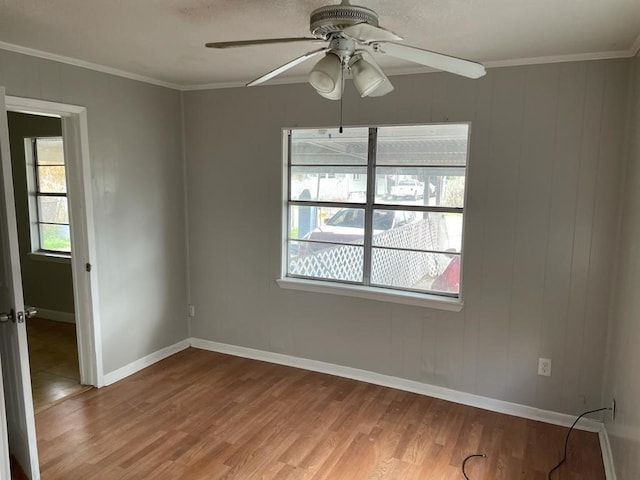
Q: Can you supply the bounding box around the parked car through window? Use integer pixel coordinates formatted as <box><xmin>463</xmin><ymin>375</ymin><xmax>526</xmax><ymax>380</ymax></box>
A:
<box><xmin>299</xmin><ymin>209</ymin><xmax>417</xmax><ymax>253</ymax></box>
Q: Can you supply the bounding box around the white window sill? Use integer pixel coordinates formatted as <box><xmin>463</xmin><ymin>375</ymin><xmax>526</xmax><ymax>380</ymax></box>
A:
<box><xmin>28</xmin><ymin>252</ymin><xmax>72</xmax><ymax>264</ymax></box>
<box><xmin>277</xmin><ymin>277</ymin><xmax>463</xmax><ymax>311</ymax></box>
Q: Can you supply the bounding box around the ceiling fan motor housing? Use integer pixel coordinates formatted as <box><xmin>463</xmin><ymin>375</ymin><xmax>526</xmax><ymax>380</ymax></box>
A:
<box><xmin>310</xmin><ymin>2</ymin><xmax>379</xmax><ymax>39</ymax></box>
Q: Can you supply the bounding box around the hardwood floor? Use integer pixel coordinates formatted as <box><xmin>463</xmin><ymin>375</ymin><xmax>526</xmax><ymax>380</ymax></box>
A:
<box><xmin>26</xmin><ymin>317</ymin><xmax>91</xmax><ymax>413</ymax></box>
<box><xmin>32</xmin><ymin>348</ymin><xmax>605</xmax><ymax>479</ymax></box>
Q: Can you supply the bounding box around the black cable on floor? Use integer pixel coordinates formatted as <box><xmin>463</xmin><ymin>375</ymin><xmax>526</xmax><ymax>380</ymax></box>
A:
<box><xmin>462</xmin><ymin>453</ymin><xmax>486</xmax><ymax>480</ymax></box>
<box><xmin>547</xmin><ymin>407</ymin><xmax>610</xmax><ymax>479</ymax></box>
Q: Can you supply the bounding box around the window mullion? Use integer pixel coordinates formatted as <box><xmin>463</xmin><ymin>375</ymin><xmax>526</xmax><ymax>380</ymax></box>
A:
<box><xmin>37</xmin><ymin>192</ymin><xmax>68</xmax><ymax>197</ymax></box>
<box><xmin>362</xmin><ymin>128</ymin><xmax>377</xmax><ymax>286</ymax></box>
<box><xmin>285</xmin><ymin>130</ymin><xmax>293</xmax><ymax>270</ymax></box>
<box><xmin>33</xmin><ymin>138</ymin><xmax>45</xmax><ymax>250</ymax></box>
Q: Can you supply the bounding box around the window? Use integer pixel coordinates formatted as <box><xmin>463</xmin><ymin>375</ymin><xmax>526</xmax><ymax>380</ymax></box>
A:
<box><xmin>283</xmin><ymin>124</ymin><xmax>469</xmax><ymax>302</ymax></box>
<box><xmin>25</xmin><ymin>137</ymin><xmax>71</xmax><ymax>255</ymax></box>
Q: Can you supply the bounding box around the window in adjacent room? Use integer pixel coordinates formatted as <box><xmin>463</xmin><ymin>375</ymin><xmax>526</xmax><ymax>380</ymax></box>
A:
<box><xmin>282</xmin><ymin>124</ymin><xmax>469</xmax><ymax>303</ymax></box>
<box><xmin>25</xmin><ymin>137</ymin><xmax>72</xmax><ymax>255</ymax></box>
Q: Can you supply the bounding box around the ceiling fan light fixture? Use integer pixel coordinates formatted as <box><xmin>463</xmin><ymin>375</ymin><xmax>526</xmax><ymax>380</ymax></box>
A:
<box><xmin>368</xmin><ymin>79</ymin><xmax>394</xmax><ymax>97</ymax></box>
<box><xmin>309</xmin><ymin>52</ymin><xmax>342</xmax><ymax>93</ymax></box>
<box><xmin>207</xmin><ymin>1</ymin><xmax>488</xmax><ymax>94</ymax></box>
<box><xmin>349</xmin><ymin>54</ymin><xmax>385</xmax><ymax>97</ymax></box>
<box><xmin>317</xmin><ymin>66</ymin><xmax>343</xmax><ymax>100</ymax></box>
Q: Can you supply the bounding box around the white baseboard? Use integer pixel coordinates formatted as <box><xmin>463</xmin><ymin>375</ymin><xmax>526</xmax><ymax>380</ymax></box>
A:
<box><xmin>34</xmin><ymin>307</ymin><xmax>75</xmax><ymax>324</ymax></box>
<box><xmin>103</xmin><ymin>339</ymin><xmax>191</xmax><ymax>386</ymax></box>
<box><xmin>189</xmin><ymin>338</ymin><xmax>603</xmax><ymax>433</ymax></box>
<box><xmin>599</xmin><ymin>425</ymin><xmax>618</xmax><ymax>480</ymax></box>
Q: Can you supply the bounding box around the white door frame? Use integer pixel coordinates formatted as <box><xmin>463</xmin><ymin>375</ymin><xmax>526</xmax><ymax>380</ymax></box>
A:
<box><xmin>5</xmin><ymin>96</ymin><xmax>103</xmax><ymax>387</ymax></box>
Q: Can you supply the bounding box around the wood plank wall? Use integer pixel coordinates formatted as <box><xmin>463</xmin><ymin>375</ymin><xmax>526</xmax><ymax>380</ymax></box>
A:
<box><xmin>184</xmin><ymin>59</ymin><xmax>631</xmax><ymax>416</ymax></box>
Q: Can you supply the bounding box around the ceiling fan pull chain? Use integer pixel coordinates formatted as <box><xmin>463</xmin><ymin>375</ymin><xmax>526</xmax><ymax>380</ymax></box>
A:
<box><xmin>339</xmin><ymin>64</ymin><xmax>345</xmax><ymax>133</ymax></box>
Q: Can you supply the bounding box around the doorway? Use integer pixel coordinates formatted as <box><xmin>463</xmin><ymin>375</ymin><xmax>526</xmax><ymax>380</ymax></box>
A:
<box><xmin>7</xmin><ymin>112</ymin><xmax>91</xmax><ymax>412</ymax></box>
<box><xmin>1</xmin><ymin>95</ymin><xmax>103</xmax><ymax>478</ymax></box>
<box><xmin>4</xmin><ymin>96</ymin><xmax>103</xmax><ymax>390</ymax></box>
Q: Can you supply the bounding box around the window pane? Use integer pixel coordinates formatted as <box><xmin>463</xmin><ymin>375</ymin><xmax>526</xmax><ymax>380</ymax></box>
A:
<box><xmin>35</xmin><ymin>137</ymin><xmax>64</xmax><ymax>165</ymax></box>
<box><xmin>371</xmin><ymin>249</ymin><xmax>459</xmax><ymax>295</ymax></box>
<box><xmin>288</xmin><ymin>241</ymin><xmax>363</xmax><ymax>282</ymax></box>
<box><xmin>38</xmin><ymin>196</ymin><xmax>69</xmax><ymax>224</ymax></box>
<box><xmin>40</xmin><ymin>224</ymin><xmax>71</xmax><ymax>252</ymax></box>
<box><xmin>289</xmin><ymin>204</ymin><xmax>316</xmax><ymax>241</ymax></box>
<box><xmin>371</xmin><ymin>211</ymin><xmax>462</xmax><ymax>253</ymax></box>
<box><xmin>291</xmin><ymin>128</ymin><xmax>368</xmax><ymax>165</ymax></box>
<box><xmin>37</xmin><ymin>166</ymin><xmax>67</xmax><ymax>193</ymax></box>
<box><xmin>291</xmin><ymin>166</ymin><xmax>367</xmax><ymax>202</ymax></box>
<box><xmin>428</xmin><ymin>253</ymin><xmax>461</xmax><ymax>294</ymax></box>
<box><xmin>375</xmin><ymin>167</ymin><xmax>465</xmax><ymax>208</ymax></box>
<box><xmin>290</xmin><ymin>206</ymin><xmax>366</xmax><ymax>244</ymax></box>
<box><xmin>376</xmin><ymin>124</ymin><xmax>469</xmax><ymax>166</ymax></box>
<box><xmin>289</xmin><ymin>206</ymin><xmax>364</xmax><ymax>246</ymax></box>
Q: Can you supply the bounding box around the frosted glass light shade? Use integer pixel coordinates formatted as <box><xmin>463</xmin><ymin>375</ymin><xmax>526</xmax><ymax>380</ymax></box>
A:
<box><xmin>350</xmin><ymin>56</ymin><xmax>385</xmax><ymax>97</ymax></box>
<box><xmin>309</xmin><ymin>53</ymin><xmax>342</xmax><ymax>93</ymax></box>
<box><xmin>318</xmin><ymin>66</ymin><xmax>343</xmax><ymax>100</ymax></box>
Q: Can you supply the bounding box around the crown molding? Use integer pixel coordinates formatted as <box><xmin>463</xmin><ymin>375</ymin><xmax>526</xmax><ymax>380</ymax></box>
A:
<box><xmin>1</xmin><ymin>39</ymin><xmax>638</xmax><ymax>93</ymax></box>
<box><xmin>484</xmin><ymin>48</ymin><xmax>636</xmax><ymax>69</ymax></box>
<box><xmin>0</xmin><ymin>41</ymin><xmax>183</xmax><ymax>90</ymax></box>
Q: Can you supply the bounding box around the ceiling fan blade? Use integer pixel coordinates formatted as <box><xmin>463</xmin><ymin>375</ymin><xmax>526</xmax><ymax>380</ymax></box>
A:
<box><xmin>373</xmin><ymin>42</ymin><xmax>486</xmax><ymax>79</ymax></box>
<box><xmin>342</xmin><ymin>23</ymin><xmax>403</xmax><ymax>43</ymax></box>
<box><xmin>247</xmin><ymin>47</ymin><xmax>330</xmax><ymax>87</ymax></box>
<box><xmin>205</xmin><ymin>37</ymin><xmax>318</xmax><ymax>49</ymax></box>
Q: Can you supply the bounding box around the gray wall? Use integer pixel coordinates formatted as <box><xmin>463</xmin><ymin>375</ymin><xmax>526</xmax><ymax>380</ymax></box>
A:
<box><xmin>7</xmin><ymin>112</ymin><xmax>75</xmax><ymax>318</ymax></box>
<box><xmin>0</xmin><ymin>50</ymin><xmax>189</xmax><ymax>374</ymax></box>
<box><xmin>2</xmin><ymin>45</ymin><xmax>633</xmax><ymax>431</ymax></box>
<box><xmin>184</xmin><ymin>59</ymin><xmax>630</xmax><ymax>415</ymax></box>
<box><xmin>604</xmin><ymin>52</ymin><xmax>640</xmax><ymax>477</ymax></box>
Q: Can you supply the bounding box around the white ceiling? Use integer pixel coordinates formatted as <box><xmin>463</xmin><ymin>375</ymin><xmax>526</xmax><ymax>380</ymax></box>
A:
<box><xmin>0</xmin><ymin>0</ymin><xmax>639</xmax><ymax>90</ymax></box>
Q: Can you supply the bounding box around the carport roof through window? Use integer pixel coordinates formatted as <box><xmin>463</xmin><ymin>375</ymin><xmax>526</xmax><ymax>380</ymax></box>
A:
<box><xmin>283</xmin><ymin>124</ymin><xmax>469</xmax><ymax>304</ymax></box>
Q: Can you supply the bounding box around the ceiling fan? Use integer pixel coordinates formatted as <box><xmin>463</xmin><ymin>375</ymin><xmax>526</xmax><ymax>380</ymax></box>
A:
<box><xmin>205</xmin><ymin>0</ymin><xmax>486</xmax><ymax>100</ymax></box>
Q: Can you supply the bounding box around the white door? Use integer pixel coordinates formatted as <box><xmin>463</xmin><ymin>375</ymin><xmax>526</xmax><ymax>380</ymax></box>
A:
<box><xmin>0</xmin><ymin>87</ymin><xmax>40</xmax><ymax>478</ymax></box>
<box><xmin>0</xmin><ymin>359</ymin><xmax>11</xmax><ymax>480</ymax></box>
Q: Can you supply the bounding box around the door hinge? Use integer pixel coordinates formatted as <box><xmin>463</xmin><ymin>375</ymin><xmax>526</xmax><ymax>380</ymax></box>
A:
<box><xmin>86</xmin><ymin>262</ymin><xmax>92</xmax><ymax>272</ymax></box>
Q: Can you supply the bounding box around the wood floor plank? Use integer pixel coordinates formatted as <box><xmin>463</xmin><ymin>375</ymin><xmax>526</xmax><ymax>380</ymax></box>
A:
<box><xmin>29</xmin><ymin>348</ymin><xmax>606</xmax><ymax>480</ymax></box>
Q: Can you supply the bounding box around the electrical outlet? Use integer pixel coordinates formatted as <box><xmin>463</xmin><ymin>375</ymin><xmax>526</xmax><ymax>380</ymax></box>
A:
<box><xmin>188</xmin><ymin>304</ymin><xmax>196</xmax><ymax>317</ymax></box>
<box><xmin>538</xmin><ymin>358</ymin><xmax>552</xmax><ymax>377</ymax></box>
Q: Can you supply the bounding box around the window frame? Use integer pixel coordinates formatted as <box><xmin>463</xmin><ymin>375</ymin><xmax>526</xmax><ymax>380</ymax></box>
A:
<box><xmin>279</xmin><ymin>123</ymin><xmax>470</xmax><ymax>310</ymax></box>
<box><xmin>24</xmin><ymin>136</ymin><xmax>72</xmax><ymax>258</ymax></box>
